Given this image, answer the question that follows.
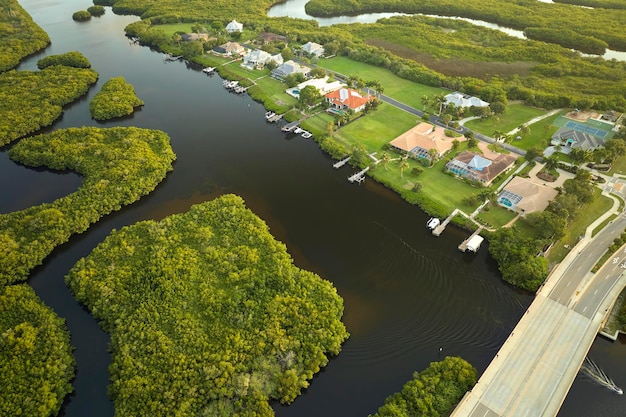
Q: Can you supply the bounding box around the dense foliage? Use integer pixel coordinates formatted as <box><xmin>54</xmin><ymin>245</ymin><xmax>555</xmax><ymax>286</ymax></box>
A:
<box><xmin>304</xmin><ymin>0</ymin><xmax>626</xmax><ymax>52</ymax></box>
<box><xmin>0</xmin><ymin>284</ymin><xmax>74</xmax><ymax>417</ymax></box>
<box><xmin>369</xmin><ymin>357</ymin><xmax>477</xmax><ymax>417</ymax></box>
<box><xmin>0</xmin><ymin>66</ymin><xmax>98</xmax><ymax>145</ymax></box>
<box><xmin>66</xmin><ymin>195</ymin><xmax>349</xmax><ymax>417</ymax></box>
<box><xmin>72</xmin><ymin>10</ymin><xmax>92</xmax><ymax>21</ymax></box>
<box><xmin>90</xmin><ymin>77</ymin><xmax>144</xmax><ymax>120</ymax></box>
<box><xmin>37</xmin><ymin>51</ymin><xmax>91</xmax><ymax>69</ymax></box>
<box><xmin>0</xmin><ymin>127</ymin><xmax>176</xmax><ymax>285</ymax></box>
<box><xmin>87</xmin><ymin>5</ymin><xmax>106</xmax><ymax>16</ymax></box>
<box><xmin>0</xmin><ymin>0</ymin><xmax>50</xmax><ymax>72</ymax></box>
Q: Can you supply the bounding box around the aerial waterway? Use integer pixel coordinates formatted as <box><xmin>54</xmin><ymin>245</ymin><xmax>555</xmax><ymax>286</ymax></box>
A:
<box><xmin>267</xmin><ymin>0</ymin><xmax>626</xmax><ymax>62</ymax></box>
<box><xmin>5</xmin><ymin>1</ymin><xmax>626</xmax><ymax>417</ymax></box>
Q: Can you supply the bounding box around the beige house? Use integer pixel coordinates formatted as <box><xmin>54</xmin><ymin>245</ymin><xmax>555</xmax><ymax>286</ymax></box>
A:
<box><xmin>213</xmin><ymin>41</ymin><xmax>245</xmax><ymax>56</ymax></box>
<box><xmin>497</xmin><ymin>176</ymin><xmax>558</xmax><ymax>215</ymax></box>
<box><xmin>388</xmin><ymin>122</ymin><xmax>464</xmax><ymax>161</ymax></box>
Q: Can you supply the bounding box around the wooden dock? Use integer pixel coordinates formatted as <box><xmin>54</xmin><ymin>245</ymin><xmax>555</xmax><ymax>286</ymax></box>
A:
<box><xmin>333</xmin><ymin>156</ymin><xmax>351</xmax><ymax>169</ymax></box>
<box><xmin>348</xmin><ymin>167</ymin><xmax>370</xmax><ymax>183</ymax></box>
<box><xmin>458</xmin><ymin>227</ymin><xmax>484</xmax><ymax>252</ymax></box>
<box><xmin>267</xmin><ymin>113</ymin><xmax>283</xmax><ymax>123</ymax></box>
<box><xmin>432</xmin><ymin>208</ymin><xmax>459</xmax><ymax>236</ymax></box>
<box><xmin>281</xmin><ymin>120</ymin><xmax>298</xmax><ymax>130</ymax></box>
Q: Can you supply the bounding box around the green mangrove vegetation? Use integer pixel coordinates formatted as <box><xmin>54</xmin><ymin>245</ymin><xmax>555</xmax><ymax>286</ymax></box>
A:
<box><xmin>369</xmin><ymin>357</ymin><xmax>477</xmax><ymax>417</ymax></box>
<box><xmin>72</xmin><ymin>10</ymin><xmax>92</xmax><ymax>22</ymax></box>
<box><xmin>65</xmin><ymin>194</ymin><xmax>349</xmax><ymax>417</ymax></box>
<box><xmin>0</xmin><ymin>65</ymin><xmax>98</xmax><ymax>146</ymax></box>
<box><xmin>304</xmin><ymin>0</ymin><xmax>626</xmax><ymax>52</ymax></box>
<box><xmin>0</xmin><ymin>126</ymin><xmax>176</xmax><ymax>285</ymax></box>
<box><xmin>90</xmin><ymin>77</ymin><xmax>144</xmax><ymax>120</ymax></box>
<box><xmin>0</xmin><ymin>284</ymin><xmax>75</xmax><ymax>417</ymax></box>
<box><xmin>37</xmin><ymin>51</ymin><xmax>91</xmax><ymax>69</ymax></box>
<box><xmin>0</xmin><ymin>0</ymin><xmax>50</xmax><ymax>72</ymax></box>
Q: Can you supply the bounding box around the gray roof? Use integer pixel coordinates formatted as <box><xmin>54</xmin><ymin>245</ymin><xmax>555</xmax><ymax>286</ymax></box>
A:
<box><xmin>552</xmin><ymin>128</ymin><xmax>606</xmax><ymax>151</ymax></box>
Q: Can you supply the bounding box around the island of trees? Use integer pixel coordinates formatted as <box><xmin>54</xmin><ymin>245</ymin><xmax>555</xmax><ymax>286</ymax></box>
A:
<box><xmin>66</xmin><ymin>194</ymin><xmax>350</xmax><ymax>417</ymax></box>
<box><xmin>0</xmin><ymin>284</ymin><xmax>75</xmax><ymax>417</ymax></box>
<box><xmin>0</xmin><ymin>0</ymin><xmax>50</xmax><ymax>72</ymax></box>
<box><xmin>90</xmin><ymin>76</ymin><xmax>144</xmax><ymax>120</ymax></box>
<box><xmin>369</xmin><ymin>357</ymin><xmax>477</xmax><ymax>417</ymax></box>
<box><xmin>0</xmin><ymin>126</ymin><xmax>176</xmax><ymax>284</ymax></box>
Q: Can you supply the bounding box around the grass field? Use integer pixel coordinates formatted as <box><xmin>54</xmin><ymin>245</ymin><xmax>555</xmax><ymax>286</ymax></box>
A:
<box><xmin>475</xmin><ymin>205</ymin><xmax>517</xmax><ymax>229</ymax></box>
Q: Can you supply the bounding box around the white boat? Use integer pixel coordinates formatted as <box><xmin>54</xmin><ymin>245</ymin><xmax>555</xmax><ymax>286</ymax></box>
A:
<box><xmin>301</xmin><ymin>131</ymin><xmax>312</xmax><ymax>139</ymax></box>
<box><xmin>293</xmin><ymin>127</ymin><xmax>303</xmax><ymax>134</ymax></box>
<box><xmin>265</xmin><ymin>111</ymin><xmax>275</xmax><ymax>119</ymax></box>
<box><xmin>426</xmin><ymin>217</ymin><xmax>440</xmax><ymax>230</ymax></box>
<box><xmin>202</xmin><ymin>67</ymin><xmax>215</xmax><ymax>73</ymax></box>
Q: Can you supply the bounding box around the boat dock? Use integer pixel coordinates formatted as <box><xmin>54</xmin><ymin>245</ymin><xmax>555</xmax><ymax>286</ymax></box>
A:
<box><xmin>281</xmin><ymin>120</ymin><xmax>299</xmax><ymax>131</ymax></box>
<box><xmin>163</xmin><ymin>53</ymin><xmax>182</xmax><ymax>61</ymax></box>
<box><xmin>348</xmin><ymin>167</ymin><xmax>370</xmax><ymax>184</ymax></box>
<box><xmin>432</xmin><ymin>208</ymin><xmax>459</xmax><ymax>236</ymax></box>
<box><xmin>202</xmin><ymin>67</ymin><xmax>215</xmax><ymax>74</ymax></box>
<box><xmin>333</xmin><ymin>156</ymin><xmax>351</xmax><ymax>169</ymax></box>
<box><xmin>458</xmin><ymin>227</ymin><xmax>484</xmax><ymax>252</ymax></box>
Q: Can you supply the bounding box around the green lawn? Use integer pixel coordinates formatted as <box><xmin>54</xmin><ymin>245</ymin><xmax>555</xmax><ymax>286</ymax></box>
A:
<box><xmin>334</xmin><ymin>103</ymin><xmax>418</xmax><ymax>152</ymax></box>
<box><xmin>464</xmin><ymin>104</ymin><xmax>549</xmax><ymax>136</ymax></box>
<box><xmin>475</xmin><ymin>205</ymin><xmax>518</xmax><ymax>229</ymax></box>
<box><xmin>547</xmin><ymin>188</ymin><xmax>614</xmax><ymax>264</ymax></box>
<box><xmin>317</xmin><ymin>57</ymin><xmax>448</xmax><ymax>111</ymax></box>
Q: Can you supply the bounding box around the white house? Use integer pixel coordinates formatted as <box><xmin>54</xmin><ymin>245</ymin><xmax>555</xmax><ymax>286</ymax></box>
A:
<box><xmin>444</xmin><ymin>92</ymin><xmax>489</xmax><ymax>108</ymax></box>
<box><xmin>301</xmin><ymin>41</ymin><xmax>324</xmax><ymax>57</ymax></box>
<box><xmin>243</xmin><ymin>50</ymin><xmax>282</xmax><ymax>68</ymax></box>
<box><xmin>225</xmin><ymin>19</ymin><xmax>243</xmax><ymax>33</ymax></box>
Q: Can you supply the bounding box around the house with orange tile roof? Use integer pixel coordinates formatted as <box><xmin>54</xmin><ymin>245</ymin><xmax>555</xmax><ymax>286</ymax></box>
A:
<box><xmin>325</xmin><ymin>88</ymin><xmax>373</xmax><ymax>114</ymax></box>
<box><xmin>388</xmin><ymin>122</ymin><xmax>465</xmax><ymax>162</ymax></box>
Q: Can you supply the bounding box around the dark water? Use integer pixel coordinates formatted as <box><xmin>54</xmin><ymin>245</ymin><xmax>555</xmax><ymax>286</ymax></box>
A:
<box><xmin>4</xmin><ymin>1</ymin><xmax>624</xmax><ymax>416</ymax></box>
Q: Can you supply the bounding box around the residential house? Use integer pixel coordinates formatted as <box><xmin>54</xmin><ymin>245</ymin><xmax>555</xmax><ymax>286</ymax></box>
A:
<box><xmin>497</xmin><ymin>176</ymin><xmax>558</xmax><ymax>215</ymax></box>
<box><xmin>258</xmin><ymin>32</ymin><xmax>287</xmax><ymax>44</ymax></box>
<box><xmin>550</xmin><ymin>128</ymin><xmax>606</xmax><ymax>151</ymax></box>
<box><xmin>271</xmin><ymin>60</ymin><xmax>311</xmax><ymax>80</ymax></box>
<box><xmin>388</xmin><ymin>122</ymin><xmax>464</xmax><ymax>162</ymax></box>
<box><xmin>181</xmin><ymin>33</ymin><xmax>212</xmax><ymax>42</ymax></box>
<box><xmin>225</xmin><ymin>19</ymin><xmax>243</xmax><ymax>33</ymax></box>
<box><xmin>285</xmin><ymin>76</ymin><xmax>343</xmax><ymax>98</ymax></box>
<box><xmin>301</xmin><ymin>41</ymin><xmax>324</xmax><ymax>57</ymax></box>
<box><xmin>445</xmin><ymin>151</ymin><xmax>516</xmax><ymax>186</ymax></box>
<box><xmin>325</xmin><ymin>88</ymin><xmax>373</xmax><ymax>113</ymax></box>
<box><xmin>213</xmin><ymin>41</ymin><xmax>245</xmax><ymax>56</ymax></box>
<box><xmin>243</xmin><ymin>50</ymin><xmax>283</xmax><ymax>68</ymax></box>
<box><xmin>444</xmin><ymin>92</ymin><xmax>489</xmax><ymax>108</ymax></box>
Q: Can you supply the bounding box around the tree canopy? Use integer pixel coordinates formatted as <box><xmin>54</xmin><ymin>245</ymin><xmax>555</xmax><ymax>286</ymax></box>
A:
<box><xmin>370</xmin><ymin>357</ymin><xmax>477</xmax><ymax>417</ymax></box>
<box><xmin>66</xmin><ymin>194</ymin><xmax>349</xmax><ymax>417</ymax></box>
<box><xmin>0</xmin><ymin>65</ymin><xmax>98</xmax><ymax>146</ymax></box>
<box><xmin>0</xmin><ymin>284</ymin><xmax>75</xmax><ymax>417</ymax></box>
<box><xmin>0</xmin><ymin>127</ymin><xmax>176</xmax><ymax>285</ymax></box>
<box><xmin>0</xmin><ymin>0</ymin><xmax>50</xmax><ymax>72</ymax></box>
<box><xmin>90</xmin><ymin>76</ymin><xmax>144</xmax><ymax>120</ymax></box>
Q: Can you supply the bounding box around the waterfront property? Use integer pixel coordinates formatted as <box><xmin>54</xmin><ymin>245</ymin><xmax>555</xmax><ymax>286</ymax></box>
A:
<box><xmin>446</xmin><ymin>151</ymin><xmax>517</xmax><ymax>186</ymax></box>
<box><xmin>497</xmin><ymin>176</ymin><xmax>558</xmax><ymax>215</ymax></box>
<box><xmin>242</xmin><ymin>49</ymin><xmax>282</xmax><ymax>69</ymax></box>
<box><xmin>325</xmin><ymin>88</ymin><xmax>373</xmax><ymax>114</ymax></box>
<box><xmin>213</xmin><ymin>41</ymin><xmax>245</xmax><ymax>56</ymax></box>
<box><xmin>285</xmin><ymin>76</ymin><xmax>343</xmax><ymax>98</ymax></box>
<box><xmin>271</xmin><ymin>60</ymin><xmax>311</xmax><ymax>81</ymax></box>
<box><xmin>257</xmin><ymin>31</ymin><xmax>287</xmax><ymax>44</ymax></box>
<box><xmin>388</xmin><ymin>122</ymin><xmax>465</xmax><ymax>162</ymax></box>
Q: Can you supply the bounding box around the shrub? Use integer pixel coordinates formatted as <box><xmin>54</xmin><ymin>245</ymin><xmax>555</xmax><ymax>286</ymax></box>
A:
<box><xmin>87</xmin><ymin>5</ymin><xmax>105</xmax><ymax>16</ymax></box>
<box><xmin>72</xmin><ymin>10</ymin><xmax>91</xmax><ymax>21</ymax></box>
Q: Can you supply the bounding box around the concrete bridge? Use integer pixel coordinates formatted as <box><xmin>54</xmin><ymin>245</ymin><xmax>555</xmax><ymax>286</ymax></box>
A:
<box><xmin>451</xmin><ymin>197</ymin><xmax>626</xmax><ymax>417</ymax></box>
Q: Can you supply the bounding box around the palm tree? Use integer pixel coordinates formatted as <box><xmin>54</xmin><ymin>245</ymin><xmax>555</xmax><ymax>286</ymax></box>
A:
<box><xmin>432</xmin><ymin>94</ymin><xmax>446</xmax><ymax>116</ymax></box>
<box><xmin>399</xmin><ymin>158</ymin><xmax>410</xmax><ymax>178</ymax></box>
<box><xmin>380</xmin><ymin>152</ymin><xmax>391</xmax><ymax>170</ymax></box>
<box><xmin>518</xmin><ymin>124</ymin><xmax>530</xmax><ymax>136</ymax></box>
<box><xmin>421</xmin><ymin>95</ymin><xmax>430</xmax><ymax>111</ymax></box>
<box><xmin>544</xmin><ymin>155</ymin><xmax>559</xmax><ymax>172</ymax></box>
